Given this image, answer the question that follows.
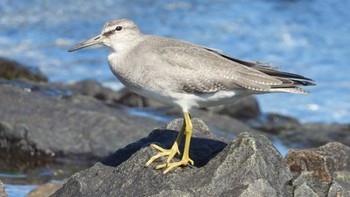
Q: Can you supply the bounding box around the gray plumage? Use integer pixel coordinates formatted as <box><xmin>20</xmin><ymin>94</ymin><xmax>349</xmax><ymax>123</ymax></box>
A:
<box><xmin>69</xmin><ymin>19</ymin><xmax>315</xmax><ymax>111</ymax></box>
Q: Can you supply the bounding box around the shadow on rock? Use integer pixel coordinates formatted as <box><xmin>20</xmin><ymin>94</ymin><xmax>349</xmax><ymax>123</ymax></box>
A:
<box><xmin>102</xmin><ymin>128</ymin><xmax>227</xmax><ymax>168</ymax></box>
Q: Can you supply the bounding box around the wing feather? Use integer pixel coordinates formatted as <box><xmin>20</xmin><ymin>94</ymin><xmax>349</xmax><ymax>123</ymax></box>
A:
<box><xmin>146</xmin><ymin>37</ymin><xmax>315</xmax><ymax>94</ymax></box>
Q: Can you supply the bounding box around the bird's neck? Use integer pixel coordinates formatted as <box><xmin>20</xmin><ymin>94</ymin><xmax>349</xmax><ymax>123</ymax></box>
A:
<box><xmin>110</xmin><ymin>34</ymin><xmax>144</xmax><ymax>54</ymax></box>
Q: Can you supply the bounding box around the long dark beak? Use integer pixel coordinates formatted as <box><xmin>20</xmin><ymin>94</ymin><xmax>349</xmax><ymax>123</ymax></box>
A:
<box><xmin>68</xmin><ymin>34</ymin><xmax>103</xmax><ymax>52</ymax></box>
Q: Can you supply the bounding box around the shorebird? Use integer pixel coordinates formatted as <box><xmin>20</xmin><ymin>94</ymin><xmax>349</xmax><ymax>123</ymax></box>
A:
<box><xmin>68</xmin><ymin>19</ymin><xmax>315</xmax><ymax>174</ymax></box>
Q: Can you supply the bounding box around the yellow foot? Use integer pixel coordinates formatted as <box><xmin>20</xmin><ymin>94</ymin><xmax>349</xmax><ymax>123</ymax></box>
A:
<box><xmin>145</xmin><ymin>143</ymin><xmax>180</xmax><ymax>167</ymax></box>
<box><xmin>156</xmin><ymin>156</ymin><xmax>194</xmax><ymax>174</ymax></box>
<box><xmin>145</xmin><ymin>143</ymin><xmax>193</xmax><ymax>174</ymax></box>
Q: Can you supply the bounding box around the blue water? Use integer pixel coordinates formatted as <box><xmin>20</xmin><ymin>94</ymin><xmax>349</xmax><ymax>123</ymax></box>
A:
<box><xmin>5</xmin><ymin>184</ymin><xmax>37</xmax><ymax>197</ymax></box>
<box><xmin>0</xmin><ymin>0</ymin><xmax>349</xmax><ymax>124</ymax></box>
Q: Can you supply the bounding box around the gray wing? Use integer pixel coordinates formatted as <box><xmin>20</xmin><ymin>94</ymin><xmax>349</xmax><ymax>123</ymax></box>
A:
<box><xmin>153</xmin><ymin>44</ymin><xmax>288</xmax><ymax>93</ymax></box>
<box><xmin>204</xmin><ymin>48</ymin><xmax>315</xmax><ymax>93</ymax></box>
<box><xmin>141</xmin><ymin>36</ymin><xmax>314</xmax><ymax>94</ymax></box>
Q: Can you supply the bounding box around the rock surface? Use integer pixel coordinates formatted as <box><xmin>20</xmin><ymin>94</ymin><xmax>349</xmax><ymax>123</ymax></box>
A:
<box><xmin>286</xmin><ymin>142</ymin><xmax>350</xmax><ymax>196</ymax></box>
<box><xmin>0</xmin><ymin>79</ymin><xmax>162</xmax><ymax>169</ymax></box>
<box><xmin>0</xmin><ymin>57</ymin><xmax>47</xmax><ymax>82</ymax></box>
<box><xmin>250</xmin><ymin>113</ymin><xmax>350</xmax><ymax>148</ymax></box>
<box><xmin>285</xmin><ymin>142</ymin><xmax>350</xmax><ymax>182</ymax></box>
<box><xmin>328</xmin><ymin>171</ymin><xmax>350</xmax><ymax>197</ymax></box>
<box><xmin>52</xmin><ymin>119</ymin><xmax>350</xmax><ymax>197</ymax></box>
<box><xmin>52</xmin><ymin>119</ymin><xmax>293</xmax><ymax>196</ymax></box>
<box><xmin>66</xmin><ymin>80</ymin><xmax>155</xmax><ymax>108</ymax></box>
<box><xmin>281</xmin><ymin>123</ymin><xmax>350</xmax><ymax>148</ymax></box>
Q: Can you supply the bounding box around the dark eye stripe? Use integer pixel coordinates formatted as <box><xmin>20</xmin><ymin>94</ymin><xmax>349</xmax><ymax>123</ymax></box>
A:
<box><xmin>102</xmin><ymin>31</ymin><xmax>113</xmax><ymax>37</ymax></box>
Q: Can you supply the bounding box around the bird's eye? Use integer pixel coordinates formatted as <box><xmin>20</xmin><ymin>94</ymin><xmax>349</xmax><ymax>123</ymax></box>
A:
<box><xmin>115</xmin><ymin>26</ymin><xmax>123</xmax><ymax>31</ymax></box>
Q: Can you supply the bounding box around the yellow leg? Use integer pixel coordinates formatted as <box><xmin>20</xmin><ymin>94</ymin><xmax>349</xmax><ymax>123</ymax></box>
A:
<box><xmin>145</xmin><ymin>112</ymin><xmax>194</xmax><ymax>174</ymax></box>
<box><xmin>162</xmin><ymin>112</ymin><xmax>194</xmax><ymax>174</ymax></box>
<box><xmin>145</xmin><ymin>119</ymin><xmax>186</xmax><ymax>167</ymax></box>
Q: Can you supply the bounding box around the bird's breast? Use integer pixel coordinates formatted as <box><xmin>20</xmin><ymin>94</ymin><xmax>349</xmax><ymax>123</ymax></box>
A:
<box><xmin>108</xmin><ymin>53</ymin><xmax>145</xmax><ymax>91</ymax></box>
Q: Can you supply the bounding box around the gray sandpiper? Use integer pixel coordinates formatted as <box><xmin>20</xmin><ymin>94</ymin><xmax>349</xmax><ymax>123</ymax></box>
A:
<box><xmin>68</xmin><ymin>19</ymin><xmax>315</xmax><ymax>174</ymax></box>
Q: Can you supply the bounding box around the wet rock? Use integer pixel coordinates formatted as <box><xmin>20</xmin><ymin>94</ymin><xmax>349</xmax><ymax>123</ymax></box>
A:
<box><xmin>0</xmin><ymin>79</ymin><xmax>162</xmax><ymax>170</ymax></box>
<box><xmin>0</xmin><ymin>180</ymin><xmax>7</xmax><ymax>197</ymax></box>
<box><xmin>0</xmin><ymin>121</ymin><xmax>54</xmax><ymax>173</ymax></box>
<box><xmin>27</xmin><ymin>181</ymin><xmax>64</xmax><ymax>197</ymax></box>
<box><xmin>52</xmin><ymin>119</ymin><xmax>293</xmax><ymax>196</ymax></box>
<box><xmin>251</xmin><ymin>115</ymin><xmax>350</xmax><ymax>148</ymax></box>
<box><xmin>0</xmin><ymin>57</ymin><xmax>47</xmax><ymax>82</ymax></box>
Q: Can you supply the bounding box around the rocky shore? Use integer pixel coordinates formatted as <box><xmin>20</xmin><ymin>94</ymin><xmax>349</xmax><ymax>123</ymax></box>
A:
<box><xmin>0</xmin><ymin>57</ymin><xmax>349</xmax><ymax>196</ymax></box>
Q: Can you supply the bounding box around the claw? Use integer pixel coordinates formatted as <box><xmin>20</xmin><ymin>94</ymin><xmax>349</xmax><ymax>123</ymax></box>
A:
<box><xmin>153</xmin><ymin>151</ymin><xmax>194</xmax><ymax>174</ymax></box>
<box><xmin>163</xmin><ymin>157</ymin><xmax>194</xmax><ymax>174</ymax></box>
<box><xmin>145</xmin><ymin>142</ymin><xmax>181</xmax><ymax>167</ymax></box>
<box><xmin>146</xmin><ymin>141</ymin><xmax>194</xmax><ymax>174</ymax></box>
<box><xmin>155</xmin><ymin>163</ymin><xmax>166</xmax><ymax>169</ymax></box>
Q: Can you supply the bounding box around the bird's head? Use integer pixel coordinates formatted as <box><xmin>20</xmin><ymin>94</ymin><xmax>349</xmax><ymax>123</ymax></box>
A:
<box><xmin>68</xmin><ymin>19</ymin><xmax>141</xmax><ymax>52</ymax></box>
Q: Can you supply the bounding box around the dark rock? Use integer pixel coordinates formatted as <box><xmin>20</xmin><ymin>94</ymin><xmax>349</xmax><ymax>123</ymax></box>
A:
<box><xmin>0</xmin><ymin>79</ymin><xmax>162</xmax><ymax>171</ymax></box>
<box><xmin>0</xmin><ymin>180</ymin><xmax>7</xmax><ymax>197</ymax></box>
<box><xmin>114</xmin><ymin>88</ymin><xmax>163</xmax><ymax>108</ymax></box>
<box><xmin>0</xmin><ymin>121</ymin><xmax>54</xmax><ymax>173</ymax></box>
<box><xmin>66</xmin><ymin>80</ymin><xmax>122</xmax><ymax>106</ymax></box>
<box><xmin>250</xmin><ymin>116</ymin><xmax>350</xmax><ymax>148</ymax></box>
<box><xmin>248</xmin><ymin>113</ymin><xmax>301</xmax><ymax>134</ymax></box>
<box><xmin>208</xmin><ymin>95</ymin><xmax>261</xmax><ymax>120</ymax></box>
<box><xmin>285</xmin><ymin>142</ymin><xmax>350</xmax><ymax>183</ymax></box>
<box><xmin>67</xmin><ymin>80</ymin><xmax>163</xmax><ymax>108</ymax></box>
<box><xmin>52</xmin><ymin>119</ymin><xmax>293</xmax><ymax>196</ymax></box>
<box><xmin>67</xmin><ymin>80</ymin><xmax>112</xmax><ymax>99</ymax></box>
<box><xmin>286</xmin><ymin>123</ymin><xmax>350</xmax><ymax>148</ymax></box>
<box><xmin>0</xmin><ymin>57</ymin><xmax>47</xmax><ymax>82</ymax></box>
<box><xmin>190</xmin><ymin>108</ymin><xmax>269</xmax><ymax>139</ymax></box>
<box><xmin>27</xmin><ymin>181</ymin><xmax>64</xmax><ymax>197</ymax></box>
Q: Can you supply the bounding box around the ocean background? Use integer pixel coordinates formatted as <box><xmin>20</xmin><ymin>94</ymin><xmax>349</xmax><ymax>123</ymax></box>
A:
<box><xmin>1</xmin><ymin>1</ymin><xmax>350</xmax><ymax>196</ymax></box>
<box><xmin>0</xmin><ymin>0</ymin><xmax>349</xmax><ymax>123</ymax></box>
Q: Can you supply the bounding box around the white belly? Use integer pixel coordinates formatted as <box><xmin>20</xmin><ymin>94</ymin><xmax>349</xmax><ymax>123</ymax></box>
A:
<box><xmin>133</xmin><ymin>87</ymin><xmax>248</xmax><ymax>112</ymax></box>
